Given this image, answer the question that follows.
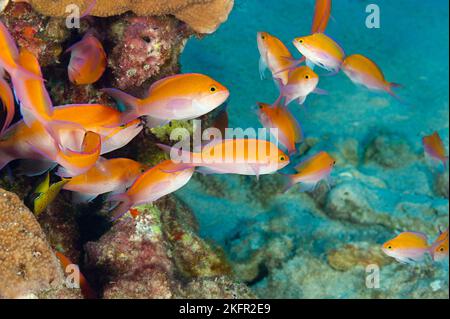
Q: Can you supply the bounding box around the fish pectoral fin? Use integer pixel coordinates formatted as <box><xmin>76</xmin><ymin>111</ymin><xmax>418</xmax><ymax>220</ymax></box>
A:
<box><xmin>248</xmin><ymin>164</ymin><xmax>260</xmax><ymax>180</ymax></box>
<box><xmin>313</xmin><ymin>87</ymin><xmax>329</xmax><ymax>95</ymax></box>
<box><xmin>297</xmin><ymin>96</ymin><xmax>307</xmax><ymax>105</ymax></box>
<box><xmin>259</xmin><ymin>56</ymin><xmax>267</xmax><ymax>80</ymax></box>
<box><xmin>145</xmin><ymin>116</ymin><xmax>170</xmax><ymax>128</ymax></box>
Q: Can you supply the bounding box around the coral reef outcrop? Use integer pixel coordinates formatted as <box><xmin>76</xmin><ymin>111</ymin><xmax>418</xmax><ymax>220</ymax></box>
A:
<box><xmin>15</xmin><ymin>0</ymin><xmax>234</xmax><ymax>34</ymax></box>
<box><xmin>85</xmin><ymin>200</ymin><xmax>252</xmax><ymax>298</ymax></box>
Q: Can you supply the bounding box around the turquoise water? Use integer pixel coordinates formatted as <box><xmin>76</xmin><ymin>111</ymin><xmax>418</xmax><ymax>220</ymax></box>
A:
<box><xmin>178</xmin><ymin>0</ymin><xmax>449</xmax><ymax>298</ymax></box>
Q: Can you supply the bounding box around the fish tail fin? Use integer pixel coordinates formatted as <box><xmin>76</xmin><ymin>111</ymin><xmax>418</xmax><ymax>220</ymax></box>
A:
<box><xmin>101</xmin><ymin>88</ymin><xmax>141</xmax><ymax>123</ymax></box>
<box><xmin>108</xmin><ymin>193</ymin><xmax>132</xmax><ymax>221</ymax></box>
<box><xmin>156</xmin><ymin>143</ymin><xmax>195</xmax><ymax>165</ymax></box>
<box><xmin>0</xmin><ymin>147</ymin><xmax>14</xmax><ymax>171</ymax></box>
<box><xmin>387</xmin><ymin>82</ymin><xmax>407</xmax><ymax>104</ymax></box>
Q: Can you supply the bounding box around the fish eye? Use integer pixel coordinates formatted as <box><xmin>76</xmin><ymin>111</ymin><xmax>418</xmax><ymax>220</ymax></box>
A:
<box><xmin>298</xmin><ymin>39</ymin><xmax>303</xmax><ymax>43</ymax></box>
<box><xmin>439</xmin><ymin>247</ymin><xmax>445</xmax><ymax>252</ymax></box>
<box><xmin>261</xmin><ymin>35</ymin><xmax>266</xmax><ymax>40</ymax></box>
<box><xmin>210</xmin><ymin>85</ymin><xmax>217</xmax><ymax>92</ymax></box>
<box><xmin>387</xmin><ymin>245</ymin><xmax>392</xmax><ymax>250</ymax></box>
<box><xmin>279</xmin><ymin>155</ymin><xmax>286</xmax><ymax>161</ymax></box>
<box><xmin>305</xmin><ymin>75</ymin><xmax>310</xmax><ymax>79</ymax></box>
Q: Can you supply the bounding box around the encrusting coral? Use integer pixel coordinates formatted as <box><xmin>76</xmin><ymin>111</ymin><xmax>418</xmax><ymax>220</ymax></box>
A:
<box><xmin>17</xmin><ymin>0</ymin><xmax>234</xmax><ymax>34</ymax></box>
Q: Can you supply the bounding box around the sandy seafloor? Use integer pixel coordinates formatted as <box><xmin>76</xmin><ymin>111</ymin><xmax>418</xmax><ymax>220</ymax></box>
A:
<box><xmin>177</xmin><ymin>0</ymin><xmax>449</xmax><ymax>298</ymax></box>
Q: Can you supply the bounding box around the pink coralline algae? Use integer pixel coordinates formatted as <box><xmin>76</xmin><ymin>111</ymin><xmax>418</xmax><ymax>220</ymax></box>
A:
<box><xmin>108</xmin><ymin>16</ymin><xmax>191</xmax><ymax>91</ymax></box>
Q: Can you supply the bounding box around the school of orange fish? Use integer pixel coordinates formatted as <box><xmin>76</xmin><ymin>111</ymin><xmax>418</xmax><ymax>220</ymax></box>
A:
<box><xmin>0</xmin><ymin>0</ymin><xmax>448</xmax><ymax>274</ymax></box>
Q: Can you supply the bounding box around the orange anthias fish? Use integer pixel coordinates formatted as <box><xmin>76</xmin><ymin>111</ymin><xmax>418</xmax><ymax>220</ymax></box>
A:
<box><xmin>422</xmin><ymin>131</ymin><xmax>448</xmax><ymax>169</ymax></box>
<box><xmin>257</xmin><ymin>102</ymin><xmax>303</xmax><ymax>155</ymax></box>
<box><xmin>276</xmin><ymin>65</ymin><xmax>322</xmax><ymax>106</ymax></box>
<box><xmin>13</xmin><ymin>49</ymin><xmax>53</xmax><ymax>124</ymax></box>
<box><xmin>257</xmin><ymin>32</ymin><xmax>304</xmax><ymax>86</ymax></box>
<box><xmin>284</xmin><ymin>151</ymin><xmax>335</xmax><ymax>192</ymax></box>
<box><xmin>31</xmin><ymin>130</ymin><xmax>102</xmax><ymax>178</ymax></box>
<box><xmin>342</xmin><ymin>54</ymin><xmax>402</xmax><ymax>99</ymax></box>
<box><xmin>0</xmin><ymin>104</ymin><xmax>142</xmax><ymax>173</ymax></box>
<box><xmin>293</xmin><ymin>33</ymin><xmax>345</xmax><ymax>73</ymax></box>
<box><xmin>55</xmin><ymin>251</ymin><xmax>96</xmax><ymax>299</ymax></box>
<box><xmin>102</xmin><ymin>73</ymin><xmax>230</xmax><ymax>127</ymax></box>
<box><xmin>0</xmin><ymin>72</ymin><xmax>14</xmax><ymax>136</ymax></box>
<box><xmin>382</xmin><ymin>232</ymin><xmax>430</xmax><ymax>264</ymax></box>
<box><xmin>430</xmin><ymin>228</ymin><xmax>449</xmax><ymax>262</ymax></box>
<box><xmin>109</xmin><ymin>160</ymin><xmax>195</xmax><ymax>220</ymax></box>
<box><xmin>63</xmin><ymin>158</ymin><xmax>147</xmax><ymax>203</ymax></box>
<box><xmin>311</xmin><ymin>0</ymin><xmax>332</xmax><ymax>34</ymax></box>
<box><xmin>158</xmin><ymin>139</ymin><xmax>290</xmax><ymax>178</ymax></box>
<box><xmin>67</xmin><ymin>33</ymin><xmax>107</xmax><ymax>85</ymax></box>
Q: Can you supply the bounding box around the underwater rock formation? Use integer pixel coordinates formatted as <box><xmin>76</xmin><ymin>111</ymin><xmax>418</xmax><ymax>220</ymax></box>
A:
<box><xmin>85</xmin><ymin>199</ymin><xmax>253</xmax><ymax>299</ymax></box>
<box><xmin>17</xmin><ymin>0</ymin><xmax>234</xmax><ymax>34</ymax></box>
<box><xmin>364</xmin><ymin>133</ymin><xmax>418</xmax><ymax>169</ymax></box>
<box><xmin>0</xmin><ymin>188</ymin><xmax>81</xmax><ymax>299</ymax></box>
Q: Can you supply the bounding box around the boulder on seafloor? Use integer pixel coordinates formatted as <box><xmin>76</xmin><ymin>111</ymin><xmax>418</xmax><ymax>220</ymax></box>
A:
<box><xmin>0</xmin><ymin>188</ymin><xmax>82</xmax><ymax>299</ymax></box>
<box><xmin>84</xmin><ymin>199</ymin><xmax>254</xmax><ymax>299</ymax></box>
<box><xmin>364</xmin><ymin>132</ymin><xmax>418</xmax><ymax>168</ymax></box>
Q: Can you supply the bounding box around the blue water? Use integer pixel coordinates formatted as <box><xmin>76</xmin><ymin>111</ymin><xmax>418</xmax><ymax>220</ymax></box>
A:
<box><xmin>178</xmin><ymin>0</ymin><xmax>449</xmax><ymax>298</ymax></box>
